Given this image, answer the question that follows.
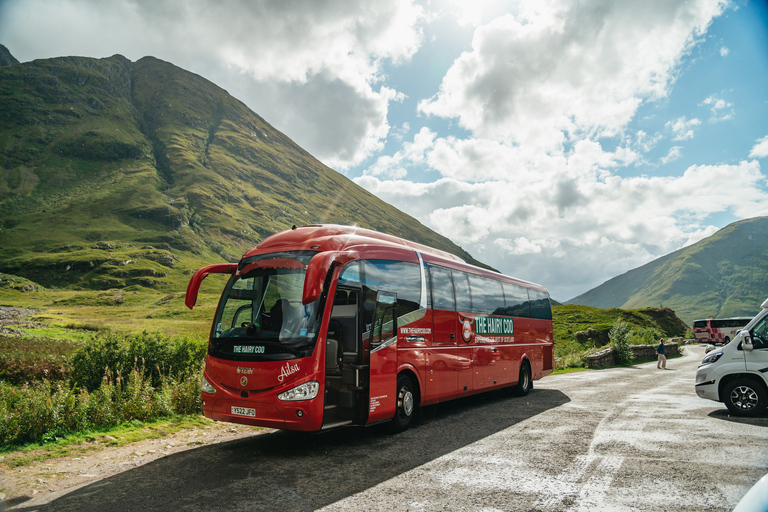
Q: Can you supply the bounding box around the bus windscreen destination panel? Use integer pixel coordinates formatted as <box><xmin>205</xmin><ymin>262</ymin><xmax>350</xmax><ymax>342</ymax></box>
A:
<box><xmin>233</xmin><ymin>345</ymin><xmax>266</xmax><ymax>354</ymax></box>
<box><xmin>475</xmin><ymin>315</ymin><xmax>514</xmax><ymax>335</ymax></box>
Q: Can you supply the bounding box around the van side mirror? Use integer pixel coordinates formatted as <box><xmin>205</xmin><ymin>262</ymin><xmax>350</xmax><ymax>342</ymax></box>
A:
<box><xmin>742</xmin><ymin>334</ymin><xmax>754</xmax><ymax>352</ymax></box>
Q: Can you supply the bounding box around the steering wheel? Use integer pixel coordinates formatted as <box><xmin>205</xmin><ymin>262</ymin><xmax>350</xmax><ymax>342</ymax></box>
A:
<box><xmin>241</xmin><ymin>322</ymin><xmax>257</xmax><ymax>336</ymax></box>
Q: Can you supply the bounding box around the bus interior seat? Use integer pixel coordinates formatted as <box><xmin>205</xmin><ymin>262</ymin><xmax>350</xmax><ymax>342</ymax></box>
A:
<box><xmin>325</xmin><ymin>338</ymin><xmax>340</xmax><ymax>375</ymax></box>
<box><xmin>330</xmin><ymin>291</ymin><xmax>359</xmax><ymax>362</ymax></box>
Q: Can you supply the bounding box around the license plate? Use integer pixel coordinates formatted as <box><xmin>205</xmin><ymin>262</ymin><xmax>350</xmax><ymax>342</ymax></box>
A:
<box><xmin>231</xmin><ymin>406</ymin><xmax>256</xmax><ymax>417</ymax></box>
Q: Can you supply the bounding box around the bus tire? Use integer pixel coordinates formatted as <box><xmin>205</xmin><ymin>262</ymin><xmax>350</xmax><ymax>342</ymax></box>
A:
<box><xmin>723</xmin><ymin>379</ymin><xmax>767</xmax><ymax>417</ymax></box>
<box><xmin>390</xmin><ymin>374</ymin><xmax>416</xmax><ymax>433</ymax></box>
<box><xmin>723</xmin><ymin>336</ymin><xmax>730</xmax><ymax>345</ymax></box>
<box><xmin>511</xmin><ymin>362</ymin><xmax>532</xmax><ymax>397</ymax></box>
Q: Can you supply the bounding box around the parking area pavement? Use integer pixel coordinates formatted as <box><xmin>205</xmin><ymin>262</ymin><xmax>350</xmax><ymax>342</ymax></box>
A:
<box><xmin>320</xmin><ymin>345</ymin><xmax>768</xmax><ymax>512</ymax></box>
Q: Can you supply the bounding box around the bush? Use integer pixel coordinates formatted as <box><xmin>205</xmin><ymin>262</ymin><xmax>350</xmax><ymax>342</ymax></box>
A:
<box><xmin>609</xmin><ymin>320</ymin><xmax>634</xmax><ymax>365</ymax></box>
<box><xmin>0</xmin><ymin>368</ymin><xmax>204</xmax><ymax>447</ymax></box>
<box><xmin>0</xmin><ymin>331</ymin><xmax>207</xmax><ymax>447</ymax></box>
<box><xmin>70</xmin><ymin>331</ymin><xmax>207</xmax><ymax>391</ymax></box>
<box><xmin>629</xmin><ymin>327</ymin><xmax>662</xmax><ymax>345</ymax></box>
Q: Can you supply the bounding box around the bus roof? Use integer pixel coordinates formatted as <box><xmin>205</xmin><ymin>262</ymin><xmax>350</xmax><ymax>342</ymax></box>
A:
<box><xmin>243</xmin><ymin>224</ymin><xmax>547</xmax><ymax>293</ymax></box>
<box><xmin>247</xmin><ymin>224</ymin><xmax>465</xmax><ymax>263</ymax></box>
<box><xmin>692</xmin><ymin>317</ymin><xmax>753</xmax><ymax>322</ymax></box>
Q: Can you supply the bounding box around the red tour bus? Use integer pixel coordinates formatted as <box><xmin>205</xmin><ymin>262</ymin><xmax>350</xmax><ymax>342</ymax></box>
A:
<box><xmin>185</xmin><ymin>225</ymin><xmax>554</xmax><ymax>432</ymax></box>
<box><xmin>692</xmin><ymin>317</ymin><xmax>752</xmax><ymax>345</ymax></box>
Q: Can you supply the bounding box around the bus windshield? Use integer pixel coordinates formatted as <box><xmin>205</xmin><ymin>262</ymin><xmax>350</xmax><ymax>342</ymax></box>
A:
<box><xmin>210</xmin><ymin>257</ymin><xmax>322</xmax><ymax>361</ymax></box>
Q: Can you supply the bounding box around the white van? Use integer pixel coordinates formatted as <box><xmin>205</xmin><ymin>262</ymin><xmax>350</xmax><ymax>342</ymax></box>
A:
<box><xmin>695</xmin><ymin>298</ymin><xmax>768</xmax><ymax>416</ymax></box>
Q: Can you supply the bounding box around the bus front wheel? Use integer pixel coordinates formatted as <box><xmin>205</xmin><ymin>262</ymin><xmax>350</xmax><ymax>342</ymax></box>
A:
<box><xmin>391</xmin><ymin>374</ymin><xmax>416</xmax><ymax>433</ymax></box>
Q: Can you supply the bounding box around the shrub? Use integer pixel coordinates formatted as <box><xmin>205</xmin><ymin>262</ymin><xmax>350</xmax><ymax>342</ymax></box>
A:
<box><xmin>70</xmin><ymin>331</ymin><xmax>207</xmax><ymax>390</ymax></box>
<box><xmin>609</xmin><ymin>320</ymin><xmax>634</xmax><ymax>365</ymax></box>
<box><xmin>555</xmin><ymin>352</ymin><xmax>586</xmax><ymax>369</ymax></box>
<box><xmin>629</xmin><ymin>327</ymin><xmax>662</xmax><ymax>345</ymax></box>
<box><xmin>0</xmin><ymin>331</ymin><xmax>209</xmax><ymax>447</ymax></box>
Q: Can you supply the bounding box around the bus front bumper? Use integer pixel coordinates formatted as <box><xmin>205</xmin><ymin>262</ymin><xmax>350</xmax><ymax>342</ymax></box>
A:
<box><xmin>202</xmin><ymin>396</ymin><xmax>324</xmax><ymax>431</ymax></box>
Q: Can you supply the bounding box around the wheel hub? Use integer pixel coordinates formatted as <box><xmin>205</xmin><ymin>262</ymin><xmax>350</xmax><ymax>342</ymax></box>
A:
<box><xmin>401</xmin><ymin>389</ymin><xmax>414</xmax><ymax>416</ymax></box>
<box><xmin>732</xmin><ymin>386</ymin><xmax>758</xmax><ymax>410</ymax></box>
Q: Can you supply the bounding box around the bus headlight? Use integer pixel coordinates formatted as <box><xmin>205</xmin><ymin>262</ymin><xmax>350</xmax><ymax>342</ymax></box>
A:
<box><xmin>278</xmin><ymin>381</ymin><xmax>319</xmax><ymax>401</ymax></box>
<box><xmin>201</xmin><ymin>375</ymin><xmax>217</xmax><ymax>394</ymax></box>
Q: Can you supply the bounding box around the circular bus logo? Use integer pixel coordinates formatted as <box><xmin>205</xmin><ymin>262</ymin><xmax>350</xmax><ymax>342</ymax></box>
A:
<box><xmin>240</xmin><ymin>376</ymin><xmax>248</xmax><ymax>387</ymax></box>
<box><xmin>462</xmin><ymin>318</ymin><xmax>473</xmax><ymax>343</ymax></box>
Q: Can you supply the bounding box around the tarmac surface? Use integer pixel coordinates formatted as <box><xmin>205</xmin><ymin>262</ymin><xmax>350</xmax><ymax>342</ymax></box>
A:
<box><xmin>7</xmin><ymin>344</ymin><xmax>768</xmax><ymax>511</ymax></box>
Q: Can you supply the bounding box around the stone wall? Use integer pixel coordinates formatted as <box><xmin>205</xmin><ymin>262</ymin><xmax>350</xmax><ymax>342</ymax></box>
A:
<box><xmin>585</xmin><ymin>340</ymin><xmax>680</xmax><ymax>368</ymax></box>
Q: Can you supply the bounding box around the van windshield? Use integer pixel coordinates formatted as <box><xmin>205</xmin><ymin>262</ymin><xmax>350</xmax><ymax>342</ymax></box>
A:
<box><xmin>210</xmin><ymin>254</ymin><xmax>321</xmax><ymax>361</ymax></box>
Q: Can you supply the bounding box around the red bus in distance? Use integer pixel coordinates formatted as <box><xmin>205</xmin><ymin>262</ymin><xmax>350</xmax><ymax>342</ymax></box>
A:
<box><xmin>185</xmin><ymin>224</ymin><xmax>554</xmax><ymax>432</ymax></box>
<box><xmin>693</xmin><ymin>317</ymin><xmax>752</xmax><ymax>345</ymax></box>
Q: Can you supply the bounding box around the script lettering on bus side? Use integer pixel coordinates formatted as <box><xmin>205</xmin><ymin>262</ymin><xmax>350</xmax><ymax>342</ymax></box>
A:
<box><xmin>277</xmin><ymin>361</ymin><xmax>301</xmax><ymax>382</ymax></box>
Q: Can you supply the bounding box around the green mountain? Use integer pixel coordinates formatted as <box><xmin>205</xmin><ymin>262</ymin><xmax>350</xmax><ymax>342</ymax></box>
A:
<box><xmin>569</xmin><ymin>216</ymin><xmax>768</xmax><ymax>325</ymax></box>
<box><xmin>0</xmin><ymin>50</ymin><xmax>492</xmax><ymax>291</ymax></box>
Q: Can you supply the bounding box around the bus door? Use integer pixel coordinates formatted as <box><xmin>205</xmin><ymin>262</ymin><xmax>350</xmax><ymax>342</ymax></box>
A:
<box><xmin>323</xmin><ymin>287</ymin><xmax>363</xmax><ymax>429</ymax></box>
<box><xmin>367</xmin><ymin>291</ymin><xmax>398</xmax><ymax>423</ymax></box>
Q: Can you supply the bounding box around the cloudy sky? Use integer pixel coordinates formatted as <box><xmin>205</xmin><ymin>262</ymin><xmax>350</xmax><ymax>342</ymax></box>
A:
<box><xmin>2</xmin><ymin>0</ymin><xmax>768</xmax><ymax>300</ymax></box>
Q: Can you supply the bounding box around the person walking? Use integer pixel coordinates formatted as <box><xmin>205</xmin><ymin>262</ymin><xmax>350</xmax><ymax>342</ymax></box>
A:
<box><xmin>656</xmin><ymin>338</ymin><xmax>667</xmax><ymax>369</ymax></box>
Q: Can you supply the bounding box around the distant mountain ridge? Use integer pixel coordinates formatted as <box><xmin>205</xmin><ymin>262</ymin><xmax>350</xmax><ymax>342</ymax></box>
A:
<box><xmin>0</xmin><ymin>44</ymin><xmax>19</xmax><ymax>66</ymax></box>
<box><xmin>569</xmin><ymin>216</ymin><xmax>768</xmax><ymax>324</ymax></box>
<box><xmin>0</xmin><ymin>49</ymin><xmax>492</xmax><ymax>291</ymax></box>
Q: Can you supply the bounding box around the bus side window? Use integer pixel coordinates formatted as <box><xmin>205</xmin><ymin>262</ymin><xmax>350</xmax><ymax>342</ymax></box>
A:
<box><xmin>371</xmin><ymin>293</ymin><xmax>396</xmax><ymax>350</ymax></box>
<box><xmin>503</xmin><ymin>282</ymin><xmax>531</xmax><ymax>318</ymax></box>
<box><xmin>429</xmin><ymin>266</ymin><xmax>456</xmax><ymax>311</ymax></box>
<box><xmin>454</xmin><ymin>271</ymin><xmax>472</xmax><ymax>312</ymax></box>
<box><xmin>467</xmin><ymin>274</ymin><xmax>504</xmax><ymax>316</ymax></box>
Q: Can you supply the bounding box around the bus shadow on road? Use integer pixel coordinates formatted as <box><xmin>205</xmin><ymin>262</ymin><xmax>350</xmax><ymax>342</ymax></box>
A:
<box><xmin>23</xmin><ymin>388</ymin><xmax>569</xmax><ymax>512</ymax></box>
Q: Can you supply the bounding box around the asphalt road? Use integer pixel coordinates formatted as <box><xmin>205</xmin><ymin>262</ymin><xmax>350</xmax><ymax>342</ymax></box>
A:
<box><xmin>13</xmin><ymin>345</ymin><xmax>768</xmax><ymax>512</ymax></box>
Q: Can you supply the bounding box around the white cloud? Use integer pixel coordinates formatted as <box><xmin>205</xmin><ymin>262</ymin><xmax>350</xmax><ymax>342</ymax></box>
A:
<box><xmin>661</xmin><ymin>146</ymin><xmax>683</xmax><ymax>164</ymax></box>
<box><xmin>0</xmin><ymin>0</ymin><xmax>426</xmax><ymax>169</ymax></box>
<box><xmin>418</xmin><ymin>0</ymin><xmax>727</xmax><ymax>149</ymax></box>
<box><xmin>720</xmin><ymin>46</ymin><xmax>729</xmax><ymax>56</ymax></box>
<box><xmin>700</xmin><ymin>94</ymin><xmax>734</xmax><ymax>122</ymax></box>
<box><xmin>750</xmin><ymin>135</ymin><xmax>768</xmax><ymax>159</ymax></box>
<box><xmin>356</xmin><ymin>155</ymin><xmax>768</xmax><ymax>299</ymax></box>
<box><xmin>682</xmin><ymin>225</ymin><xmax>719</xmax><ymax>247</ymax></box>
<box><xmin>665</xmin><ymin>116</ymin><xmax>702</xmax><ymax>141</ymax></box>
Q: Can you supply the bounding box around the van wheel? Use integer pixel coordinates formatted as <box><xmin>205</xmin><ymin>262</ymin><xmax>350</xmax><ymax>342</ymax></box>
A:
<box><xmin>511</xmin><ymin>362</ymin><xmax>532</xmax><ymax>397</ymax></box>
<box><xmin>390</xmin><ymin>374</ymin><xmax>416</xmax><ymax>433</ymax></box>
<box><xmin>723</xmin><ymin>379</ymin><xmax>767</xmax><ymax>416</ymax></box>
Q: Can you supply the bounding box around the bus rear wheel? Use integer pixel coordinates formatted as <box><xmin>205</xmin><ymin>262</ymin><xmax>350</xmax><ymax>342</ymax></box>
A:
<box><xmin>390</xmin><ymin>374</ymin><xmax>416</xmax><ymax>433</ymax></box>
<box><xmin>511</xmin><ymin>362</ymin><xmax>532</xmax><ymax>397</ymax></box>
<box><xmin>723</xmin><ymin>379</ymin><xmax>767</xmax><ymax>417</ymax></box>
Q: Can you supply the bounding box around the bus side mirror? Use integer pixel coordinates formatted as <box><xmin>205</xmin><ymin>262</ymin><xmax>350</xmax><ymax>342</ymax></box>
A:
<box><xmin>185</xmin><ymin>263</ymin><xmax>237</xmax><ymax>309</ymax></box>
<box><xmin>302</xmin><ymin>251</ymin><xmax>355</xmax><ymax>305</ymax></box>
<box><xmin>743</xmin><ymin>334</ymin><xmax>754</xmax><ymax>352</ymax></box>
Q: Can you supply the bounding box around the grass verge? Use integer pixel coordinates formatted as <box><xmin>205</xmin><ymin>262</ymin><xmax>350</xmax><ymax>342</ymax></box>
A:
<box><xmin>0</xmin><ymin>414</ymin><xmax>218</xmax><ymax>468</ymax></box>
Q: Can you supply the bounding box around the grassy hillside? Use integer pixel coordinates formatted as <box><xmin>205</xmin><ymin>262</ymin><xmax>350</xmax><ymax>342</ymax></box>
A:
<box><xmin>552</xmin><ymin>304</ymin><xmax>689</xmax><ymax>367</ymax></box>
<box><xmin>569</xmin><ymin>216</ymin><xmax>768</xmax><ymax>325</ymax></box>
<box><xmin>0</xmin><ymin>54</ymin><xmax>492</xmax><ymax>296</ymax></box>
